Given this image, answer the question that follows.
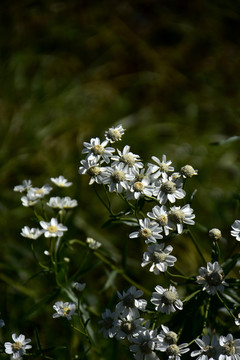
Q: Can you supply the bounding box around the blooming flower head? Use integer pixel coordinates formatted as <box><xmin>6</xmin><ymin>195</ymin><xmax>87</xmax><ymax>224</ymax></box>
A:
<box><xmin>129</xmin><ymin>218</ymin><xmax>163</xmax><ymax>244</ymax></box>
<box><xmin>127</xmin><ymin>176</ymin><xmax>154</xmax><ymax>200</ymax></box>
<box><xmin>129</xmin><ymin>329</ymin><xmax>160</xmax><ymax>360</ymax></box>
<box><xmin>230</xmin><ymin>220</ymin><xmax>240</xmax><ymax>241</ymax></box>
<box><xmin>40</xmin><ymin>218</ymin><xmax>68</xmax><ymax>238</ymax></box>
<box><xmin>47</xmin><ymin>196</ymin><xmax>78</xmax><ymax>209</ymax></box>
<box><xmin>196</xmin><ymin>261</ymin><xmax>227</xmax><ymax>295</ymax></box>
<box><xmin>157</xmin><ymin>325</ymin><xmax>178</xmax><ymax>347</ymax></box>
<box><xmin>14</xmin><ymin>180</ymin><xmax>32</xmax><ymax>193</ymax></box>
<box><xmin>50</xmin><ymin>175</ymin><xmax>72</xmax><ymax>187</ymax></box>
<box><xmin>99</xmin><ymin>309</ymin><xmax>118</xmax><ymax>338</ymax></box>
<box><xmin>191</xmin><ymin>334</ymin><xmax>220</xmax><ymax>360</ymax></box>
<box><xmin>72</xmin><ymin>282</ymin><xmax>86</xmax><ymax>292</ymax></box>
<box><xmin>52</xmin><ymin>301</ymin><xmax>77</xmax><ymax>320</ymax></box>
<box><xmin>101</xmin><ymin>163</ymin><xmax>135</xmax><ymax>193</ymax></box>
<box><xmin>86</xmin><ymin>237</ymin><xmax>102</xmax><ymax>249</ymax></box>
<box><xmin>151</xmin><ymin>285</ymin><xmax>183</xmax><ymax>314</ymax></box>
<box><xmin>21</xmin><ymin>194</ymin><xmax>39</xmax><ymax>207</ymax></box>
<box><xmin>105</xmin><ymin>124</ymin><xmax>125</xmax><ymax>143</ymax></box>
<box><xmin>82</xmin><ymin>137</ymin><xmax>115</xmax><ymax>164</ymax></box>
<box><xmin>219</xmin><ymin>333</ymin><xmax>240</xmax><ymax>360</ymax></box>
<box><xmin>141</xmin><ymin>243</ymin><xmax>177</xmax><ymax>274</ymax></box>
<box><xmin>20</xmin><ymin>226</ymin><xmax>44</xmax><ymax>240</ymax></box>
<box><xmin>168</xmin><ymin>204</ymin><xmax>195</xmax><ymax>234</ymax></box>
<box><xmin>27</xmin><ymin>184</ymin><xmax>52</xmax><ymax>199</ymax></box>
<box><xmin>156</xmin><ymin>173</ymin><xmax>186</xmax><ymax>205</ymax></box>
<box><xmin>115</xmin><ymin>312</ymin><xmax>147</xmax><ymax>341</ymax></box>
<box><xmin>148</xmin><ymin>155</ymin><xmax>174</xmax><ymax>180</ymax></box>
<box><xmin>78</xmin><ymin>159</ymin><xmax>105</xmax><ymax>185</ymax></box>
<box><xmin>4</xmin><ymin>333</ymin><xmax>32</xmax><ymax>359</ymax></box>
<box><xmin>235</xmin><ymin>313</ymin><xmax>240</xmax><ymax>327</ymax></box>
<box><xmin>116</xmin><ymin>286</ymin><xmax>147</xmax><ymax>318</ymax></box>
<box><xmin>111</xmin><ymin>145</ymin><xmax>143</xmax><ymax>174</ymax></box>
<box><xmin>147</xmin><ymin>205</ymin><xmax>172</xmax><ymax>236</ymax></box>
<box><xmin>163</xmin><ymin>343</ymin><xmax>190</xmax><ymax>360</ymax></box>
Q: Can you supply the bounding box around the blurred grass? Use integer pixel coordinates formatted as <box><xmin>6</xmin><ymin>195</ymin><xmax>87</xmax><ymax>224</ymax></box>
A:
<box><xmin>1</xmin><ymin>0</ymin><xmax>240</xmax><ymax>358</ymax></box>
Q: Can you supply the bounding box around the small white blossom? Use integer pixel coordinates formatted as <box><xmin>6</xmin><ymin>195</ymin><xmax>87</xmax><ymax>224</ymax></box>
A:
<box><xmin>50</xmin><ymin>175</ymin><xmax>72</xmax><ymax>187</ymax></box>
<box><xmin>14</xmin><ymin>180</ymin><xmax>32</xmax><ymax>193</ymax></box>
<box><xmin>235</xmin><ymin>313</ymin><xmax>240</xmax><ymax>327</ymax></box>
<box><xmin>141</xmin><ymin>243</ymin><xmax>177</xmax><ymax>274</ymax></box>
<box><xmin>129</xmin><ymin>218</ymin><xmax>163</xmax><ymax>244</ymax></box>
<box><xmin>111</xmin><ymin>145</ymin><xmax>143</xmax><ymax>174</ymax></box>
<box><xmin>40</xmin><ymin>218</ymin><xmax>68</xmax><ymax>238</ymax></box>
<box><xmin>151</xmin><ymin>285</ymin><xmax>183</xmax><ymax>314</ymax></box>
<box><xmin>168</xmin><ymin>204</ymin><xmax>195</xmax><ymax>234</ymax></box>
<box><xmin>155</xmin><ymin>173</ymin><xmax>186</xmax><ymax>205</ymax></box>
<box><xmin>116</xmin><ymin>286</ymin><xmax>147</xmax><ymax>318</ymax></box>
<box><xmin>101</xmin><ymin>163</ymin><xmax>134</xmax><ymax>193</ymax></box>
<box><xmin>191</xmin><ymin>334</ymin><xmax>219</xmax><ymax>360</ymax></box>
<box><xmin>27</xmin><ymin>184</ymin><xmax>52</xmax><ymax>199</ymax></box>
<box><xmin>115</xmin><ymin>312</ymin><xmax>147</xmax><ymax>340</ymax></box>
<box><xmin>99</xmin><ymin>309</ymin><xmax>118</xmax><ymax>338</ymax></box>
<box><xmin>129</xmin><ymin>329</ymin><xmax>160</xmax><ymax>360</ymax></box>
<box><xmin>196</xmin><ymin>261</ymin><xmax>227</xmax><ymax>295</ymax></box>
<box><xmin>4</xmin><ymin>334</ymin><xmax>32</xmax><ymax>359</ymax></box>
<box><xmin>78</xmin><ymin>159</ymin><xmax>105</xmax><ymax>185</ymax></box>
<box><xmin>219</xmin><ymin>333</ymin><xmax>240</xmax><ymax>360</ymax></box>
<box><xmin>47</xmin><ymin>196</ymin><xmax>78</xmax><ymax>209</ymax></box>
<box><xmin>231</xmin><ymin>220</ymin><xmax>240</xmax><ymax>241</ymax></box>
<box><xmin>157</xmin><ymin>325</ymin><xmax>178</xmax><ymax>347</ymax></box>
<box><xmin>20</xmin><ymin>226</ymin><xmax>44</xmax><ymax>239</ymax></box>
<box><xmin>86</xmin><ymin>237</ymin><xmax>102</xmax><ymax>249</ymax></box>
<box><xmin>147</xmin><ymin>205</ymin><xmax>172</xmax><ymax>236</ymax></box>
<box><xmin>52</xmin><ymin>301</ymin><xmax>77</xmax><ymax>320</ymax></box>
<box><xmin>105</xmin><ymin>125</ymin><xmax>125</xmax><ymax>143</ymax></box>
<box><xmin>82</xmin><ymin>137</ymin><xmax>115</xmax><ymax>164</ymax></box>
<box><xmin>127</xmin><ymin>176</ymin><xmax>154</xmax><ymax>200</ymax></box>
<box><xmin>72</xmin><ymin>282</ymin><xmax>86</xmax><ymax>292</ymax></box>
<box><xmin>161</xmin><ymin>343</ymin><xmax>190</xmax><ymax>360</ymax></box>
<box><xmin>21</xmin><ymin>194</ymin><xmax>39</xmax><ymax>207</ymax></box>
<box><xmin>148</xmin><ymin>155</ymin><xmax>174</xmax><ymax>179</ymax></box>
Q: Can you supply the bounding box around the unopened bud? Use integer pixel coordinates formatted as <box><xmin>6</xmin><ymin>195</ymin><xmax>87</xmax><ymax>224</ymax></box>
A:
<box><xmin>209</xmin><ymin>228</ymin><xmax>222</xmax><ymax>241</ymax></box>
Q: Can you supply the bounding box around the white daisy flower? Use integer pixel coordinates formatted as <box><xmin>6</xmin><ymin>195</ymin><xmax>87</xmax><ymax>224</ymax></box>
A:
<box><xmin>196</xmin><ymin>261</ymin><xmax>227</xmax><ymax>295</ymax></box>
<box><xmin>99</xmin><ymin>309</ymin><xmax>118</xmax><ymax>338</ymax></box>
<box><xmin>115</xmin><ymin>312</ymin><xmax>146</xmax><ymax>341</ymax></box>
<box><xmin>4</xmin><ymin>333</ymin><xmax>32</xmax><ymax>359</ymax></box>
<box><xmin>219</xmin><ymin>333</ymin><xmax>240</xmax><ymax>360</ymax></box>
<box><xmin>148</xmin><ymin>155</ymin><xmax>174</xmax><ymax>179</ymax></box>
<box><xmin>47</xmin><ymin>196</ymin><xmax>78</xmax><ymax>209</ymax></box>
<box><xmin>191</xmin><ymin>334</ymin><xmax>220</xmax><ymax>360</ymax></box>
<box><xmin>161</xmin><ymin>343</ymin><xmax>190</xmax><ymax>360</ymax></box>
<box><xmin>150</xmin><ymin>285</ymin><xmax>183</xmax><ymax>315</ymax></box>
<box><xmin>13</xmin><ymin>180</ymin><xmax>32</xmax><ymax>193</ymax></box>
<box><xmin>127</xmin><ymin>177</ymin><xmax>154</xmax><ymax>200</ymax></box>
<box><xmin>101</xmin><ymin>163</ymin><xmax>134</xmax><ymax>193</ymax></box>
<box><xmin>141</xmin><ymin>243</ymin><xmax>177</xmax><ymax>274</ymax></box>
<box><xmin>235</xmin><ymin>313</ymin><xmax>240</xmax><ymax>327</ymax></box>
<box><xmin>116</xmin><ymin>286</ymin><xmax>147</xmax><ymax>318</ymax></box>
<box><xmin>180</xmin><ymin>164</ymin><xmax>198</xmax><ymax>178</ymax></box>
<box><xmin>52</xmin><ymin>301</ymin><xmax>77</xmax><ymax>320</ymax></box>
<box><xmin>105</xmin><ymin>124</ymin><xmax>125</xmax><ymax>143</ymax></box>
<box><xmin>40</xmin><ymin>218</ymin><xmax>68</xmax><ymax>238</ymax></box>
<box><xmin>50</xmin><ymin>175</ymin><xmax>72</xmax><ymax>187</ymax></box>
<box><xmin>86</xmin><ymin>237</ymin><xmax>102</xmax><ymax>249</ymax></box>
<box><xmin>156</xmin><ymin>173</ymin><xmax>186</xmax><ymax>205</ymax></box>
<box><xmin>21</xmin><ymin>193</ymin><xmax>39</xmax><ymax>207</ymax></box>
<box><xmin>27</xmin><ymin>184</ymin><xmax>52</xmax><ymax>199</ymax></box>
<box><xmin>82</xmin><ymin>137</ymin><xmax>115</xmax><ymax>164</ymax></box>
<box><xmin>168</xmin><ymin>204</ymin><xmax>195</xmax><ymax>234</ymax></box>
<box><xmin>147</xmin><ymin>205</ymin><xmax>172</xmax><ymax>236</ymax></box>
<box><xmin>157</xmin><ymin>325</ymin><xmax>178</xmax><ymax>347</ymax></box>
<box><xmin>230</xmin><ymin>220</ymin><xmax>240</xmax><ymax>241</ymax></box>
<box><xmin>129</xmin><ymin>329</ymin><xmax>160</xmax><ymax>360</ymax></box>
<box><xmin>111</xmin><ymin>145</ymin><xmax>143</xmax><ymax>174</ymax></box>
<box><xmin>129</xmin><ymin>218</ymin><xmax>163</xmax><ymax>244</ymax></box>
<box><xmin>78</xmin><ymin>159</ymin><xmax>105</xmax><ymax>185</ymax></box>
<box><xmin>20</xmin><ymin>226</ymin><xmax>44</xmax><ymax>239</ymax></box>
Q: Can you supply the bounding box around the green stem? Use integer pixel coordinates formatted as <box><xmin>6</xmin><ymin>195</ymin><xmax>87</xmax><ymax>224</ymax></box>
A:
<box><xmin>216</xmin><ymin>291</ymin><xmax>235</xmax><ymax>319</ymax></box>
<box><xmin>187</xmin><ymin>229</ymin><xmax>207</xmax><ymax>265</ymax></box>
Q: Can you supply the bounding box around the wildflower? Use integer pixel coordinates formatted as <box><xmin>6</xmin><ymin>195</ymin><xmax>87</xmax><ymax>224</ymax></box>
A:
<box><xmin>196</xmin><ymin>261</ymin><xmax>227</xmax><ymax>295</ymax></box>
<box><xmin>219</xmin><ymin>333</ymin><xmax>240</xmax><ymax>359</ymax></box>
<box><xmin>40</xmin><ymin>218</ymin><xmax>68</xmax><ymax>238</ymax></box>
<box><xmin>129</xmin><ymin>329</ymin><xmax>160</xmax><ymax>360</ymax></box>
<box><xmin>191</xmin><ymin>334</ymin><xmax>219</xmax><ymax>360</ymax></box>
<box><xmin>86</xmin><ymin>237</ymin><xmax>102</xmax><ymax>249</ymax></box>
<box><xmin>78</xmin><ymin>159</ymin><xmax>105</xmax><ymax>185</ymax></box>
<box><xmin>116</xmin><ymin>286</ymin><xmax>147</xmax><ymax>318</ymax></box>
<box><xmin>115</xmin><ymin>312</ymin><xmax>147</xmax><ymax>340</ymax></box>
<box><xmin>27</xmin><ymin>184</ymin><xmax>52</xmax><ymax>199</ymax></box>
<box><xmin>128</xmin><ymin>176</ymin><xmax>154</xmax><ymax>200</ymax></box>
<box><xmin>111</xmin><ymin>145</ymin><xmax>143</xmax><ymax>174</ymax></box>
<box><xmin>230</xmin><ymin>220</ymin><xmax>240</xmax><ymax>241</ymax></box>
<box><xmin>4</xmin><ymin>333</ymin><xmax>32</xmax><ymax>359</ymax></box>
<box><xmin>101</xmin><ymin>163</ymin><xmax>134</xmax><ymax>193</ymax></box>
<box><xmin>105</xmin><ymin>124</ymin><xmax>125</xmax><ymax>143</ymax></box>
<box><xmin>99</xmin><ymin>309</ymin><xmax>118</xmax><ymax>338</ymax></box>
<box><xmin>209</xmin><ymin>228</ymin><xmax>222</xmax><ymax>241</ymax></box>
<box><xmin>129</xmin><ymin>218</ymin><xmax>163</xmax><ymax>244</ymax></box>
<box><xmin>147</xmin><ymin>205</ymin><xmax>172</xmax><ymax>236</ymax></box>
<box><xmin>47</xmin><ymin>196</ymin><xmax>78</xmax><ymax>209</ymax></box>
<box><xmin>235</xmin><ymin>313</ymin><xmax>240</xmax><ymax>327</ymax></box>
<box><xmin>180</xmin><ymin>164</ymin><xmax>198</xmax><ymax>178</ymax></box>
<box><xmin>141</xmin><ymin>243</ymin><xmax>177</xmax><ymax>274</ymax></box>
<box><xmin>13</xmin><ymin>180</ymin><xmax>32</xmax><ymax>193</ymax></box>
<box><xmin>72</xmin><ymin>282</ymin><xmax>86</xmax><ymax>292</ymax></box>
<box><xmin>52</xmin><ymin>301</ymin><xmax>77</xmax><ymax>320</ymax></box>
<box><xmin>157</xmin><ymin>325</ymin><xmax>178</xmax><ymax>347</ymax></box>
<box><xmin>162</xmin><ymin>343</ymin><xmax>190</xmax><ymax>359</ymax></box>
<box><xmin>50</xmin><ymin>175</ymin><xmax>72</xmax><ymax>187</ymax></box>
<box><xmin>82</xmin><ymin>137</ymin><xmax>115</xmax><ymax>164</ymax></box>
<box><xmin>21</xmin><ymin>194</ymin><xmax>39</xmax><ymax>207</ymax></box>
<box><xmin>156</xmin><ymin>173</ymin><xmax>186</xmax><ymax>205</ymax></box>
<box><xmin>151</xmin><ymin>285</ymin><xmax>183</xmax><ymax>314</ymax></box>
<box><xmin>20</xmin><ymin>226</ymin><xmax>44</xmax><ymax>239</ymax></box>
<box><xmin>168</xmin><ymin>204</ymin><xmax>195</xmax><ymax>234</ymax></box>
<box><xmin>148</xmin><ymin>155</ymin><xmax>174</xmax><ymax>179</ymax></box>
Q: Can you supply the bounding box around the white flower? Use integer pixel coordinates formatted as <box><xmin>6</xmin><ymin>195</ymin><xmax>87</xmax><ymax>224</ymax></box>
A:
<box><xmin>40</xmin><ymin>218</ymin><xmax>68</xmax><ymax>238</ymax></box>
<box><xmin>99</xmin><ymin>309</ymin><xmax>118</xmax><ymax>338</ymax></box>
<box><xmin>27</xmin><ymin>184</ymin><xmax>52</xmax><ymax>199</ymax></box>
<box><xmin>4</xmin><ymin>333</ymin><xmax>32</xmax><ymax>359</ymax></box>
<box><xmin>168</xmin><ymin>204</ymin><xmax>195</xmax><ymax>234</ymax></box>
<box><xmin>191</xmin><ymin>334</ymin><xmax>219</xmax><ymax>360</ymax></box>
<box><xmin>50</xmin><ymin>175</ymin><xmax>72</xmax><ymax>187</ymax></box>
<box><xmin>129</xmin><ymin>329</ymin><xmax>160</xmax><ymax>360</ymax></box>
<box><xmin>101</xmin><ymin>163</ymin><xmax>134</xmax><ymax>193</ymax></box>
<box><xmin>219</xmin><ymin>333</ymin><xmax>240</xmax><ymax>360</ymax></box>
<box><xmin>116</xmin><ymin>286</ymin><xmax>147</xmax><ymax>318</ymax></box>
<box><xmin>82</xmin><ymin>137</ymin><xmax>115</xmax><ymax>164</ymax></box>
<box><xmin>157</xmin><ymin>325</ymin><xmax>178</xmax><ymax>347</ymax></box>
<box><xmin>47</xmin><ymin>196</ymin><xmax>78</xmax><ymax>209</ymax></box>
<box><xmin>111</xmin><ymin>145</ymin><xmax>143</xmax><ymax>174</ymax></box>
<box><xmin>21</xmin><ymin>194</ymin><xmax>39</xmax><ymax>207</ymax></box>
<box><xmin>148</xmin><ymin>155</ymin><xmax>174</xmax><ymax>179</ymax></box>
<box><xmin>78</xmin><ymin>159</ymin><xmax>105</xmax><ymax>185</ymax></box>
<box><xmin>196</xmin><ymin>261</ymin><xmax>227</xmax><ymax>295</ymax></box>
<box><xmin>129</xmin><ymin>218</ymin><xmax>163</xmax><ymax>244</ymax></box>
<box><xmin>147</xmin><ymin>205</ymin><xmax>172</xmax><ymax>236</ymax></box>
<box><xmin>150</xmin><ymin>285</ymin><xmax>183</xmax><ymax>314</ymax></box>
<box><xmin>231</xmin><ymin>220</ymin><xmax>240</xmax><ymax>241</ymax></box>
<box><xmin>105</xmin><ymin>124</ymin><xmax>125</xmax><ymax>143</ymax></box>
<box><xmin>72</xmin><ymin>282</ymin><xmax>86</xmax><ymax>292</ymax></box>
<box><xmin>115</xmin><ymin>312</ymin><xmax>146</xmax><ymax>341</ymax></box>
<box><xmin>141</xmin><ymin>243</ymin><xmax>177</xmax><ymax>274</ymax></box>
<box><xmin>235</xmin><ymin>313</ymin><xmax>240</xmax><ymax>327</ymax></box>
<box><xmin>127</xmin><ymin>176</ymin><xmax>154</xmax><ymax>200</ymax></box>
<box><xmin>161</xmin><ymin>343</ymin><xmax>190</xmax><ymax>360</ymax></box>
<box><xmin>14</xmin><ymin>180</ymin><xmax>32</xmax><ymax>193</ymax></box>
<box><xmin>52</xmin><ymin>301</ymin><xmax>77</xmax><ymax>320</ymax></box>
<box><xmin>156</xmin><ymin>173</ymin><xmax>186</xmax><ymax>205</ymax></box>
<box><xmin>180</xmin><ymin>164</ymin><xmax>198</xmax><ymax>178</ymax></box>
<box><xmin>0</xmin><ymin>319</ymin><xmax>5</xmax><ymax>327</ymax></box>
<box><xmin>86</xmin><ymin>237</ymin><xmax>102</xmax><ymax>249</ymax></box>
<box><xmin>20</xmin><ymin>226</ymin><xmax>44</xmax><ymax>239</ymax></box>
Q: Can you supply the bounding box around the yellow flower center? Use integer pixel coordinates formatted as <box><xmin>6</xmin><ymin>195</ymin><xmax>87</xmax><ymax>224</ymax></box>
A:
<box><xmin>161</xmin><ymin>181</ymin><xmax>176</xmax><ymax>194</ymax></box>
<box><xmin>92</xmin><ymin>144</ymin><xmax>104</xmax><ymax>155</ymax></box>
<box><xmin>140</xmin><ymin>228</ymin><xmax>152</xmax><ymax>239</ymax></box>
<box><xmin>47</xmin><ymin>225</ymin><xmax>58</xmax><ymax>233</ymax></box>
<box><xmin>12</xmin><ymin>342</ymin><xmax>23</xmax><ymax>352</ymax></box>
<box><xmin>121</xmin><ymin>154</ymin><xmax>135</xmax><ymax>166</ymax></box>
<box><xmin>133</xmin><ymin>182</ymin><xmax>145</xmax><ymax>192</ymax></box>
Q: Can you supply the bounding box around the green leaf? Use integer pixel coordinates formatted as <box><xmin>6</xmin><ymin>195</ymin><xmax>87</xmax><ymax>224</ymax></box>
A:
<box><xmin>222</xmin><ymin>253</ymin><xmax>240</xmax><ymax>275</ymax></box>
